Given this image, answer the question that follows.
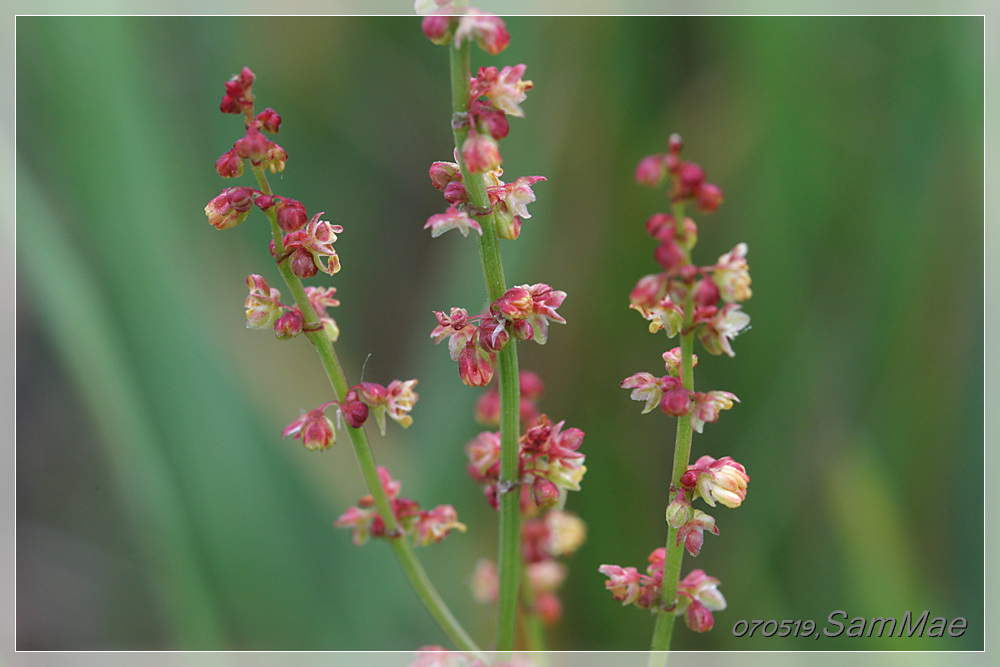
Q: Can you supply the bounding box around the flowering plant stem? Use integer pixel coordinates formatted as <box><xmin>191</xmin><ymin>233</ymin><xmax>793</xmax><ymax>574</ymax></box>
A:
<box><xmin>649</xmin><ymin>205</ymin><xmax>697</xmax><ymax>663</ymax></box>
<box><xmin>250</xmin><ymin>164</ymin><xmax>482</xmax><ymax>658</ymax></box>
<box><xmin>449</xmin><ymin>40</ymin><xmax>523</xmax><ymax>653</ymax></box>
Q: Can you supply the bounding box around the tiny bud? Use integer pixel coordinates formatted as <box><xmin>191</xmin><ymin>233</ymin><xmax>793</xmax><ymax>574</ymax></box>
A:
<box><xmin>654</xmin><ymin>238</ymin><xmax>687</xmax><ymax>274</ymax></box>
<box><xmin>254</xmin><ymin>193</ymin><xmax>275</xmax><ymax>210</ymax></box>
<box><xmin>510</xmin><ymin>319</ymin><xmax>534</xmax><ymax>341</ymax></box>
<box><xmin>661</xmin><ymin>387</ymin><xmax>692</xmax><ymax>417</ymax></box>
<box><xmin>256</xmin><ymin>107</ymin><xmax>282</xmax><ymax>133</ymax></box>
<box><xmin>635</xmin><ymin>154</ymin><xmax>668</xmax><ymax>187</ymax></box>
<box><xmin>668</xmin><ymin>133</ymin><xmax>684</xmax><ymax>155</ymax></box>
<box><xmin>274</xmin><ymin>310</ymin><xmax>304</xmax><ymax>339</ymax></box>
<box><xmin>532</xmin><ymin>477</ymin><xmax>560</xmax><ymax>509</ymax></box>
<box><xmin>235</xmin><ymin>126</ymin><xmax>270</xmax><ymax>164</ymax></box>
<box><xmin>461</xmin><ymin>131</ymin><xmax>501</xmax><ymax>174</ymax></box>
<box><xmin>429</xmin><ymin>161</ymin><xmax>462</xmax><ymax>191</ymax></box>
<box><xmin>225</xmin><ymin>186</ymin><xmax>255</xmax><ymax>213</ymax></box>
<box><xmin>342</xmin><ymin>400</ymin><xmax>369</xmax><ymax>429</ymax></box>
<box><xmin>215</xmin><ymin>149</ymin><xmax>244</xmax><ymax>178</ymax></box>
<box><xmin>645</xmin><ymin>213</ymin><xmax>676</xmax><ymax>241</ymax></box>
<box><xmin>478</xmin><ymin>320</ymin><xmax>510</xmax><ymax>352</ymax></box>
<box><xmin>696</xmin><ymin>182</ymin><xmax>724</xmax><ymax>213</ymax></box>
<box><xmin>678</xmin><ymin>162</ymin><xmax>705</xmax><ymax>198</ymax></box>
<box><xmin>458</xmin><ymin>344</ymin><xmax>495</xmax><ymax>387</ymax></box>
<box><xmin>443</xmin><ymin>181</ymin><xmax>468</xmax><ymax>205</ymax></box>
<box><xmin>357</xmin><ymin>382</ymin><xmax>389</xmax><ymax>407</ymax></box>
<box><xmin>289</xmin><ymin>246</ymin><xmax>318</xmax><ymax>279</ymax></box>
<box><xmin>275</xmin><ymin>198</ymin><xmax>308</xmax><ymax>233</ymax></box>
<box><xmin>422</xmin><ymin>14</ymin><xmax>452</xmax><ymax>45</ymax></box>
<box><xmin>666</xmin><ymin>492</ymin><xmax>694</xmax><ymax>529</ymax></box>
<box><xmin>685</xmin><ymin>601</ymin><xmax>715</xmax><ymax>633</ymax></box>
<box><xmin>692</xmin><ymin>278</ymin><xmax>720</xmax><ymax>308</ymax></box>
<box><xmin>520</xmin><ymin>370</ymin><xmax>545</xmax><ymax>399</ymax></box>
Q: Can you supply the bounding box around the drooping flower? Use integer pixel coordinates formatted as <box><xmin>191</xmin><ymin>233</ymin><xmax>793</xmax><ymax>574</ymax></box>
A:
<box><xmin>283</xmin><ymin>403</ymin><xmax>337</xmax><ymax>451</ymax></box>
<box><xmin>424</xmin><ymin>204</ymin><xmax>483</xmax><ymax>238</ymax></box>
<box><xmin>453</xmin><ymin>8</ymin><xmax>510</xmax><ymax>55</ymax></box>
<box><xmin>675</xmin><ymin>509</ymin><xmax>719</xmax><ymax>557</ymax></box>
<box><xmin>597</xmin><ymin>565</ymin><xmax>644</xmax><ymax>606</ymax></box>
<box><xmin>688</xmin><ymin>390</ymin><xmax>739</xmax><ymax>433</ymax></box>
<box><xmin>675</xmin><ymin>569</ymin><xmax>727</xmax><ymax>632</ymax></box>
<box><xmin>697</xmin><ymin>303</ymin><xmax>750</xmax><ymax>356</ymax></box>
<box><xmin>244</xmin><ymin>274</ymin><xmax>283</xmax><ymax>329</ymax></box>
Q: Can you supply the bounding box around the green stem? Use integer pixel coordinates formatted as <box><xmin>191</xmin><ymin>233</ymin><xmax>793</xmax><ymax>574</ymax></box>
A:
<box><xmin>250</xmin><ymin>165</ymin><xmax>483</xmax><ymax>659</ymax></box>
<box><xmin>448</xmin><ymin>41</ymin><xmax>522</xmax><ymax>653</ymax></box>
<box><xmin>648</xmin><ymin>203</ymin><xmax>696</xmax><ymax>665</ymax></box>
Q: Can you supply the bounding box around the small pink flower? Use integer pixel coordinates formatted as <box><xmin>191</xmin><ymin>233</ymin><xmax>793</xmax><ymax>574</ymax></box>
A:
<box><xmin>621</xmin><ymin>372</ymin><xmax>665</xmax><ymax>414</ymax></box>
<box><xmin>428</xmin><ymin>160</ymin><xmax>463</xmax><ymax>191</ymax></box>
<box><xmin>244</xmin><ymin>274</ymin><xmax>283</xmax><ymax>329</ymax></box>
<box><xmin>386</xmin><ymin>379</ymin><xmax>419</xmax><ymax>429</ymax></box>
<box><xmin>283</xmin><ymin>403</ymin><xmax>337</xmax><ymax>451</ymax></box>
<box><xmin>215</xmin><ymin>148</ymin><xmax>244</xmax><ymax>178</ymax></box>
<box><xmin>711</xmin><ymin>242</ymin><xmax>752</xmax><ymax>303</ymax></box>
<box><xmin>688</xmin><ymin>390</ymin><xmax>739</xmax><ymax>433</ymax></box>
<box><xmin>461</xmin><ymin>130</ymin><xmax>501</xmax><ymax>174</ymax></box>
<box><xmin>695</xmin><ymin>182</ymin><xmax>725</xmax><ymax>213</ymax></box>
<box><xmin>665</xmin><ymin>491</ymin><xmax>694</xmax><ymax>529</ymax></box>
<box><xmin>333</xmin><ymin>505</ymin><xmax>375</xmax><ymax>545</ymax></box>
<box><xmin>675</xmin><ymin>509</ymin><xmax>719</xmax><ymax>557</ymax></box>
<box><xmin>219</xmin><ymin>67</ymin><xmax>255</xmax><ymax>115</ymax></box>
<box><xmin>465</xmin><ymin>430</ymin><xmax>501</xmax><ymax>483</ymax></box>
<box><xmin>205</xmin><ymin>189</ymin><xmax>251</xmax><ymax>230</ymax></box>
<box><xmin>660</xmin><ymin>386</ymin><xmax>693</xmax><ymax>417</ymax></box>
<box><xmin>274</xmin><ymin>197</ymin><xmax>307</xmax><ymax>233</ymax></box>
<box><xmin>598</xmin><ymin>565</ymin><xmax>643</xmax><ymax>606</ymax></box>
<box><xmin>273</xmin><ymin>310</ymin><xmax>304</xmax><ymax>339</ymax></box>
<box><xmin>424</xmin><ymin>204</ymin><xmax>482</xmax><ymax>238</ymax></box>
<box><xmin>698</xmin><ymin>303</ymin><xmax>750</xmax><ymax>356</ymax></box>
<box><xmin>685</xmin><ymin>600</ymin><xmax>715</xmax><ymax>632</ymax></box>
<box><xmin>413</xmin><ymin>505</ymin><xmax>466</xmax><ymax>546</ymax></box>
<box><xmin>431</xmin><ymin>308</ymin><xmax>478</xmax><ymax>361</ymax></box>
<box><xmin>454</xmin><ymin>9</ymin><xmax>510</xmax><ymax>55</ymax></box>
<box><xmin>303</xmin><ymin>285</ymin><xmax>340</xmax><ymax>342</ymax></box>
<box><xmin>635</xmin><ymin>154</ymin><xmax>668</xmax><ymax>187</ymax></box>
<box><xmin>458</xmin><ymin>343</ymin><xmax>494</xmax><ymax>387</ymax></box>
<box><xmin>475</xmin><ymin>64</ymin><xmax>533</xmax><ymax>118</ymax></box>
<box><xmin>676</xmin><ymin>569</ymin><xmax>727</xmax><ymax>625</ymax></box>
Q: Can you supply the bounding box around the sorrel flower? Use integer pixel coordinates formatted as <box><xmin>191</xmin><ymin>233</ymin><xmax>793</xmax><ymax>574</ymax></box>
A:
<box><xmin>335</xmin><ymin>466</ymin><xmax>465</xmax><ymax>547</ymax></box>
<box><xmin>675</xmin><ymin>569</ymin><xmax>727</xmax><ymax>632</ymax></box>
<box><xmin>675</xmin><ymin>509</ymin><xmax>719</xmax><ymax>557</ymax></box>
<box><xmin>355</xmin><ymin>379</ymin><xmax>419</xmax><ymax>435</ymax></box>
<box><xmin>283</xmin><ymin>403</ymin><xmax>338</xmax><ymax>451</ymax></box>
<box><xmin>245</xmin><ymin>274</ymin><xmax>283</xmax><ymax>329</ymax></box>
<box><xmin>424</xmin><ymin>205</ymin><xmax>483</xmax><ymax>238</ymax></box>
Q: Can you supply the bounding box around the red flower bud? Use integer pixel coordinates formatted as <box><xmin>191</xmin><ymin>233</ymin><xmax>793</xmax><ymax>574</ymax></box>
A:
<box><xmin>256</xmin><ymin>107</ymin><xmax>281</xmax><ymax>133</ymax></box>
<box><xmin>532</xmin><ymin>477</ymin><xmax>560</xmax><ymax>509</ymax></box>
<box><xmin>660</xmin><ymin>387</ymin><xmax>692</xmax><ymax>417</ymax></box>
<box><xmin>678</xmin><ymin>162</ymin><xmax>705</xmax><ymax>198</ymax></box>
<box><xmin>225</xmin><ymin>186</ymin><xmax>255</xmax><ymax>213</ymax></box>
<box><xmin>654</xmin><ymin>238</ymin><xmax>686</xmax><ymax>274</ymax></box>
<box><xmin>645</xmin><ymin>213</ymin><xmax>676</xmax><ymax>241</ymax></box>
<box><xmin>695</xmin><ymin>182</ymin><xmax>724</xmax><ymax>213</ymax></box>
<box><xmin>275</xmin><ymin>198</ymin><xmax>308</xmax><ymax>233</ymax></box>
<box><xmin>342</xmin><ymin>400</ymin><xmax>369</xmax><ymax>429</ymax></box>
<box><xmin>692</xmin><ymin>278</ymin><xmax>720</xmax><ymax>308</ymax></box>
<box><xmin>635</xmin><ymin>154</ymin><xmax>667</xmax><ymax>187</ymax></box>
<box><xmin>215</xmin><ymin>149</ymin><xmax>245</xmax><ymax>178</ymax></box>
<box><xmin>443</xmin><ymin>181</ymin><xmax>468</xmax><ymax>205</ymax></box>
<box><xmin>274</xmin><ymin>311</ymin><xmax>304</xmax><ymax>339</ymax></box>
<box><xmin>290</xmin><ymin>247</ymin><xmax>318</xmax><ymax>279</ymax></box>
<box><xmin>422</xmin><ymin>14</ymin><xmax>452</xmax><ymax>44</ymax></box>
<box><xmin>668</xmin><ymin>133</ymin><xmax>684</xmax><ymax>155</ymax></box>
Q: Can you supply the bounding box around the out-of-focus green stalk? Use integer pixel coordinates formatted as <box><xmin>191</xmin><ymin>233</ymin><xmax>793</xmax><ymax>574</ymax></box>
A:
<box><xmin>448</xmin><ymin>38</ymin><xmax>522</xmax><ymax>654</ymax></box>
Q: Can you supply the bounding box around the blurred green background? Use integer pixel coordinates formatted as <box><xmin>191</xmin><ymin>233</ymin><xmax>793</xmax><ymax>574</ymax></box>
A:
<box><xmin>15</xmin><ymin>16</ymin><xmax>983</xmax><ymax>651</ymax></box>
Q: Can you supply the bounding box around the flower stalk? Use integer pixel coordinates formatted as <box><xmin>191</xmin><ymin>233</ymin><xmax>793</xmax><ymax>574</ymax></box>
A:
<box><xmin>449</xmin><ymin>36</ymin><xmax>523</xmax><ymax>654</ymax></box>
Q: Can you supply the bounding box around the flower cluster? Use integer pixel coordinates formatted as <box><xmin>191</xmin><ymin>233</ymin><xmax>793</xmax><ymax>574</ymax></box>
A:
<box><xmin>470</xmin><ymin>509</ymin><xmax>586</xmax><ymax>626</ymax></box>
<box><xmin>622</xmin><ymin>347</ymin><xmax>739</xmax><ymax>430</ymax></box>
<box><xmin>335</xmin><ymin>467</ymin><xmax>466</xmax><ymax>547</ymax></box>
<box><xmin>431</xmin><ymin>284</ymin><xmax>566</xmax><ymax>386</ymax></box>
<box><xmin>601</xmin><ymin>136</ymin><xmax>752</xmax><ymax>639</ymax></box>
<box><xmin>466</xmin><ymin>414</ymin><xmax>585</xmax><ymax>510</ymax></box>
<box><xmin>245</xmin><ymin>274</ymin><xmax>341</xmax><ymax>342</ymax></box>
<box><xmin>599</xmin><ymin>551</ymin><xmax>726</xmax><ymax>633</ymax></box>
<box><xmin>420</xmin><ymin>5</ymin><xmax>546</xmax><ymax>241</ymax></box>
